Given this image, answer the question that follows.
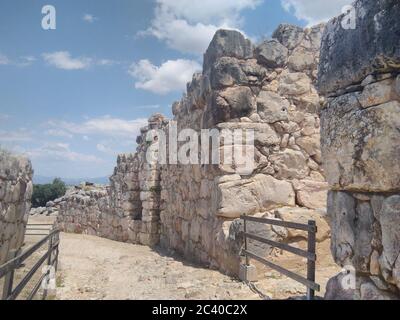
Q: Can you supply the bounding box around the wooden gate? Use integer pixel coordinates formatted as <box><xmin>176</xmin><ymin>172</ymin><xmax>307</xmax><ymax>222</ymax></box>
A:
<box><xmin>241</xmin><ymin>215</ymin><xmax>320</xmax><ymax>300</ymax></box>
<box><xmin>0</xmin><ymin>228</ymin><xmax>60</xmax><ymax>300</ymax></box>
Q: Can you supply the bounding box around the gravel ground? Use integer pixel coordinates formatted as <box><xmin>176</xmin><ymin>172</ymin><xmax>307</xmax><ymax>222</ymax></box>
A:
<box><xmin>55</xmin><ymin>232</ymin><xmax>262</xmax><ymax>300</ymax></box>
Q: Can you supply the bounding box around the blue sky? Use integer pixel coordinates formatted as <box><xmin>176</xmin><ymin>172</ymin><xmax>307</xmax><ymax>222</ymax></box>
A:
<box><xmin>0</xmin><ymin>0</ymin><xmax>350</xmax><ymax>179</ymax></box>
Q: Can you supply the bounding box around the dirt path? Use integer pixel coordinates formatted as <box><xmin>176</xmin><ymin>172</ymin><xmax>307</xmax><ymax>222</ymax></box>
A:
<box><xmin>55</xmin><ymin>233</ymin><xmax>261</xmax><ymax>300</ymax></box>
<box><xmin>22</xmin><ymin>214</ymin><xmax>339</xmax><ymax>300</ymax></box>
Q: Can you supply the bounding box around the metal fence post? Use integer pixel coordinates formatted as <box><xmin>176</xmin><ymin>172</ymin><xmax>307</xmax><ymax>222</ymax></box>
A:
<box><xmin>306</xmin><ymin>220</ymin><xmax>316</xmax><ymax>300</ymax></box>
<box><xmin>2</xmin><ymin>249</ymin><xmax>18</xmax><ymax>300</ymax></box>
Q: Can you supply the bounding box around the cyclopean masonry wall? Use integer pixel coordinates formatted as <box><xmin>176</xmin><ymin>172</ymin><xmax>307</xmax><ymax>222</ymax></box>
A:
<box><xmin>56</xmin><ymin>115</ymin><xmax>167</xmax><ymax>247</ymax></box>
<box><xmin>159</xmin><ymin>24</ymin><xmax>330</xmax><ymax>275</ymax></box>
<box><xmin>0</xmin><ymin>150</ymin><xmax>33</xmax><ymax>265</ymax></box>
<box><xmin>57</xmin><ymin>24</ymin><xmax>331</xmax><ymax>277</ymax></box>
<box><xmin>318</xmin><ymin>0</ymin><xmax>400</xmax><ymax>299</ymax></box>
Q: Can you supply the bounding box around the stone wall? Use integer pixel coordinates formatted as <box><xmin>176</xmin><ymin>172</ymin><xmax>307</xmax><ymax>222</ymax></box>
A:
<box><xmin>56</xmin><ymin>23</ymin><xmax>331</xmax><ymax>277</ymax></box>
<box><xmin>159</xmin><ymin>24</ymin><xmax>329</xmax><ymax>275</ymax></box>
<box><xmin>318</xmin><ymin>0</ymin><xmax>400</xmax><ymax>299</ymax></box>
<box><xmin>56</xmin><ymin>115</ymin><xmax>168</xmax><ymax>247</ymax></box>
<box><xmin>0</xmin><ymin>150</ymin><xmax>33</xmax><ymax>265</ymax></box>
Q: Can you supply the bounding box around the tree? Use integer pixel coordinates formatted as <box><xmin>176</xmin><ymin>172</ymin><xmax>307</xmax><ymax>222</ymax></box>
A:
<box><xmin>32</xmin><ymin>178</ymin><xmax>67</xmax><ymax>208</ymax></box>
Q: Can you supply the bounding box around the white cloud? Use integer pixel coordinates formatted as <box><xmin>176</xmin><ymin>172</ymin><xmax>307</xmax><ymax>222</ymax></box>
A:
<box><xmin>96</xmin><ymin>143</ymin><xmax>114</xmax><ymax>154</ymax></box>
<box><xmin>47</xmin><ymin>116</ymin><xmax>148</xmax><ymax>138</ymax></box>
<box><xmin>42</xmin><ymin>51</ymin><xmax>92</xmax><ymax>70</ymax></box>
<box><xmin>281</xmin><ymin>0</ymin><xmax>353</xmax><ymax>26</ymax></box>
<box><xmin>16</xmin><ymin>56</ymin><xmax>36</xmax><ymax>67</ymax></box>
<box><xmin>27</xmin><ymin>142</ymin><xmax>102</xmax><ymax>163</ymax></box>
<box><xmin>0</xmin><ymin>114</ymin><xmax>10</xmax><ymax>121</ymax></box>
<box><xmin>97</xmin><ymin>59</ymin><xmax>118</xmax><ymax>66</ymax></box>
<box><xmin>140</xmin><ymin>0</ymin><xmax>261</xmax><ymax>54</ymax></box>
<box><xmin>129</xmin><ymin>59</ymin><xmax>201</xmax><ymax>94</ymax></box>
<box><xmin>45</xmin><ymin>129</ymin><xmax>73</xmax><ymax>138</ymax></box>
<box><xmin>135</xmin><ymin>104</ymin><xmax>161</xmax><ymax>110</ymax></box>
<box><xmin>42</xmin><ymin>51</ymin><xmax>119</xmax><ymax>70</ymax></box>
<box><xmin>0</xmin><ymin>129</ymin><xmax>32</xmax><ymax>142</ymax></box>
<box><xmin>83</xmin><ymin>14</ymin><xmax>97</xmax><ymax>23</ymax></box>
<box><xmin>0</xmin><ymin>54</ymin><xmax>35</xmax><ymax>67</ymax></box>
<box><xmin>0</xmin><ymin>53</ymin><xmax>10</xmax><ymax>65</ymax></box>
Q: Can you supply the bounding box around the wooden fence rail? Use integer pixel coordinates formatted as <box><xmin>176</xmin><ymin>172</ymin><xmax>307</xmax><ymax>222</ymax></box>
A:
<box><xmin>0</xmin><ymin>228</ymin><xmax>60</xmax><ymax>300</ymax></box>
<box><xmin>240</xmin><ymin>215</ymin><xmax>320</xmax><ymax>300</ymax></box>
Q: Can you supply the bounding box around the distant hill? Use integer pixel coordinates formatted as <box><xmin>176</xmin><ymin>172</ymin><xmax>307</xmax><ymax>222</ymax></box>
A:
<box><xmin>33</xmin><ymin>175</ymin><xmax>110</xmax><ymax>186</ymax></box>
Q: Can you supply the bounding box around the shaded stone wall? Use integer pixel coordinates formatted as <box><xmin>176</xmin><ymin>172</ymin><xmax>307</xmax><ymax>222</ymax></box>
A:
<box><xmin>318</xmin><ymin>0</ymin><xmax>400</xmax><ymax>299</ymax></box>
<box><xmin>159</xmin><ymin>24</ymin><xmax>329</xmax><ymax>275</ymax></box>
<box><xmin>0</xmin><ymin>150</ymin><xmax>33</xmax><ymax>265</ymax></box>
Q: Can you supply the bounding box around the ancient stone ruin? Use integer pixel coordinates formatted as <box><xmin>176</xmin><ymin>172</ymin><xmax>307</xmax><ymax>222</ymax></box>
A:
<box><xmin>56</xmin><ymin>23</ymin><xmax>330</xmax><ymax>277</ymax></box>
<box><xmin>318</xmin><ymin>0</ymin><xmax>400</xmax><ymax>299</ymax></box>
<box><xmin>0</xmin><ymin>150</ymin><xmax>33</xmax><ymax>265</ymax></box>
<box><xmin>56</xmin><ymin>117</ymin><xmax>167</xmax><ymax>246</ymax></box>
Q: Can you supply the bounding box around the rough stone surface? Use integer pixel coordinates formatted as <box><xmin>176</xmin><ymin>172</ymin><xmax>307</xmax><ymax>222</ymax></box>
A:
<box><xmin>0</xmin><ymin>150</ymin><xmax>33</xmax><ymax>265</ymax></box>
<box><xmin>203</xmin><ymin>29</ymin><xmax>253</xmax><ymax>71</ymax></box>
<box><xmin>319</xmin><ymin>0</ymin><xmax>400</xmax><ymax>299</ymax></box>
<box><xmin>56</xmin><ymin>115</ymin><xmax>168</xmax><ymax>247</ymax></box>
<box><xmin>318</xmin><ymin>0</ymin><xmax>400</xmax><ymax>95</ymax></box>
<box><xmin>255</xmin><ymin>39</ymin><xmax>288</xmax><ymax>68</ymax></box>
<box><xmin>57</xmin><ymin>25</ymin><xmax>328</xmax><ymax>278</ymax></box>
<box><xmin>159</xmin><ymin>25</ymin><xmax>327</xmax><ymax>276</ymax></box>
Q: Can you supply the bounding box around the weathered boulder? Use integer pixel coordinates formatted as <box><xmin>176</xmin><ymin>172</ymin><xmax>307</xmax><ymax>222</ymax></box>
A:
<box><xmin>219</xmin><ymin>86</ymin><xmax>256</xmax><ymax>119</ymax></box>
<box><xmin>272</xmin><ymin>24</ymin><xmax>304</xmax><ymax>50</ymax></box>
<box><xmin>255</xmin><ymin>39</ymin><xmax>288</xmax><ymax>68</ymax></box>
<box><xmin>0</xmin><ymin>150</ymin><xmax>33</xmax><ymax>265</ymax></box>
<box><xmin>324</xmin><ymin>272</ymin><xmax>358</xmax><ymax>300</ymax></box>
<box><xmin>318</xmin><ymin>0</ymin><xmax>400</xmax><ymax>95</ymax></box>
<box><xmin>292</xmin><ymin>179</ymin><xmax>328</xmax><ymax>210</ymax></box>
<box><xmin>269</xmin><ymin>149</ymin><xmax>309</xmax><ymax>180</ymax></box>
<box><xmin>274</xmin><ymin>206</ymin><xmax>330</xmax><ymax>242</ymax></box>
<box><xmin>203</xmin><ymin>29</ymin><xmax>253</xmax><ymax>71</ymax></box>
<box><xmin>256</xmin><ymin>90</ymin><xmax>289</xmax><ymax>123</ymax></box>
<box><xmin>209</xmin><ymin>57</ymin><xmax>248</xmax><ymax>89</ymax></box>
<box><xmin>321</xmin><ymin>100</ymin><xmax>400</xmax><ymax>192</ymax></box>
<box><xmin>279</xmin><ymin>71</ymin><xmax>311</xmax><ymax>96</ymax></box>
<box><xmin>215</xmin><ymin>174</ymin><xmax>295</xmax><ymax>218</ymax></box>
<box><xmin>288</xmin><ymin>47</ymin><xmax>315</xmax><ymax>72</ymax></box>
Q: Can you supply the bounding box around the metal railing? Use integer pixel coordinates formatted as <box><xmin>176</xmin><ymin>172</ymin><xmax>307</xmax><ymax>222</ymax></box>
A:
<box><xmin>0</xmin><ymin>228</ymin><xmax>60</xmax><ymax>300</ymax></box>
<box><xmin>240</xmin><ymin>215</ymin><xmax>320</xmax><ymax>300</ymax></box>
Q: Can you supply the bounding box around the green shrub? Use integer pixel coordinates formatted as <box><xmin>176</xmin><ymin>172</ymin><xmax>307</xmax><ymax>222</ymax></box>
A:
<box><xmin>32</xmin><ymin>178</ymin><xmax>67</xmax><ymax>208</ymax></box>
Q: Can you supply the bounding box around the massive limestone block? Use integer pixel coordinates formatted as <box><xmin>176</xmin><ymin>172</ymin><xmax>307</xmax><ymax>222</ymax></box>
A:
<box><xmin>321</xmin><ymin>99</ymin><xmax>400</xmax><ymax>192</ymax></box>
<box><xmin>278</xmin><ymin>71</ymin><xmax>311</xmax><ymax>96</ymax></box>
<box><xmin>379</xmin><ymin>196</ymin><xmax>400</xmax><ymax>287</ymax></box>
<box><xmin>288</xmin><ymin>47</ymin><xmax>316</xmax><ymax>72</ymax></box>
<box><xmin>256</xmin><ymin>90</ymin><xmax>289</xmax><ymax>123</ymax></box>
<box><xmin>319</xmin><ymin>0</ymin><xmax>400</xmax><ymax>299</ymax></box>
<box><xmin>210</xmin><ymin>57</ymin><xmax>248</xmax><ymax>89</ymax></box>
<box><xmin>292</xmin><ymin>179</ymin><xmax>328</xmax><ymax>210</ymax></box>
<box><xmin>215</xmin><ymin>174</ymin><xmax>295</xmax><ymax>218</ymax></box>
<box><xmin>272</xmin><ymin>24</ymin><xmax>304</xmax><ymax>50</ymax></box>
<box><xmin>269</xmin><ymin>149</ymin><xmax>309</xmax><ymax>180</ymax></box>
<box><xmin>318</xmin><ymin>0</ymin><xmax>400</xmax><ymax>95</ymax></box>
<box><xmin>255</xmin><ymin>39</ymin><xmax>288</xmax><ymax>68</ymax></box>
<box><xmin>274</xmin><ymin>206</ymin><xmax>330</xmax><ymax>242</ymax></box>
<box><xmin>218</xmin><ymin>86</ymin><xmax>257</xmax><ymax>119</ymax></box>
<box><xmin>0</xmin><ymin>150</ymin><xmax>33</xmax><ymax>265</ymax></box>
<box><xmin>203</xmin><ymin>29</ymin><xmax>253</xmax><ymax>71</ymax></box>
